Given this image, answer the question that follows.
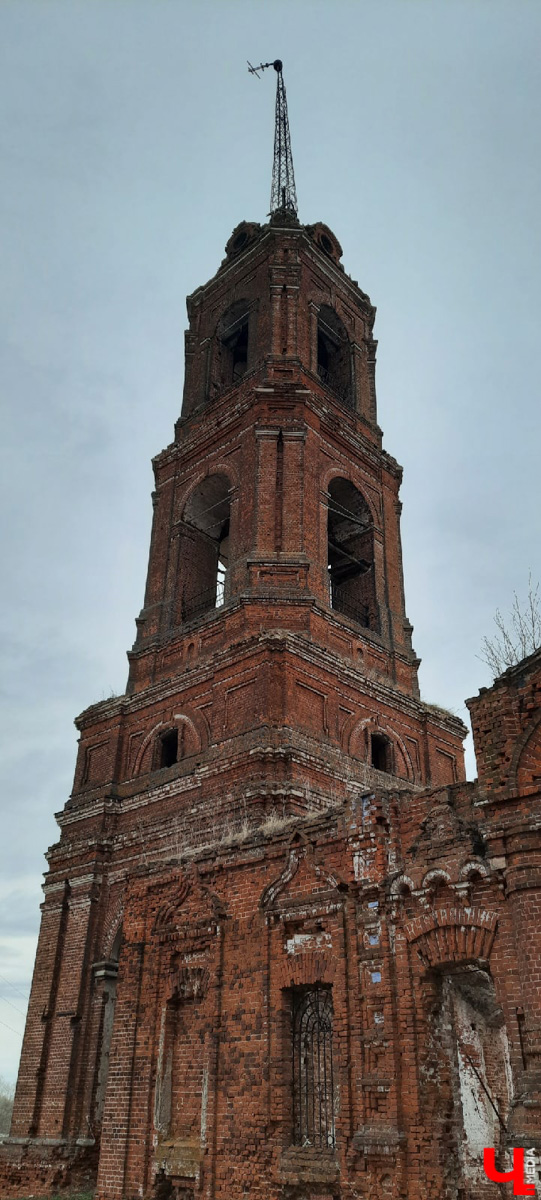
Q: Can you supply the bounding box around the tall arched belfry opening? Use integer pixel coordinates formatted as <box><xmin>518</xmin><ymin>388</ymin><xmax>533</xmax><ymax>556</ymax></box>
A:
<box><xmin>1</xmin><ymin>61</ymin><xmax>540</xmax><ymax>1200</ymax></box>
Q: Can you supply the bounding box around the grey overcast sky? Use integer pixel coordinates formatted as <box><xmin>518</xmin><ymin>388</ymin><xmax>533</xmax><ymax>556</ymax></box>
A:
<box><xmin>1</xmin><ymin>0</ymin><xmax>540</xmax><ymax>1083</ymax></box>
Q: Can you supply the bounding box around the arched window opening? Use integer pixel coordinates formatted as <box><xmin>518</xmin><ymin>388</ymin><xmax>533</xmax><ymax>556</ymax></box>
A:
<box><xmin>327</xmin><ymin>478</ymin><xmax>378</xmax><ymax>630</ymax></box>
<box><xmin>158</xmin><ymin>728</ymin><xmax>178</xmax><ymax>770</ymax></box>
<box><xmin>215</xmin><ymin>301</ymin><xmax>250</xmax><ymax>393</ymax></box>
<box><xmin>371</xmin><ymin>732</ymin><xmax>392</xmax><ymax>773</ymax></box>
<box><xmin>317</xmin><ymin>306</ymin><xmax>352</xmax><ymax>408</ymax></box>
<box><xmin>179</xmin><ymin>474</ymin><xmax>231</xmax><ymax>623</ymax></box>
<box><xmin>292</xmin><ymin>985</ymin><xmax>335</xmax><ymax>1149</ymax></box>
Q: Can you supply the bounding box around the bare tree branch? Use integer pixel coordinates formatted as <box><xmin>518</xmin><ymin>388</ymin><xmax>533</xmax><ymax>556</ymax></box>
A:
<box><xmin>479</xmin><ymin>575</ymin><xmax>541</xmax><ymax>678</ymax></box>
<box><xmin>0</xmin><ymin>1075</ymin><xmax>14</xmax><ymax>1135</ymax></box>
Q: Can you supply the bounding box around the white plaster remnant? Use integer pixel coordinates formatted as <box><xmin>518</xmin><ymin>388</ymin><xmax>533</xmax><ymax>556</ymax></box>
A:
<box><xmin>353</xmin><ymin>847</ymin><xmax>377</xmax><ymax>881</ymax></box>
<box><xmin>456</xmin><ymin>1020</ymin><xmax>494</xmax><ymax>1184</ymax></box>
<box><xmin>286</xmin><ymin>931</ymin><xmax>332</xmax><ymax>955</ymax></box>
<box><xmin>200</xmin><ymin>1065</ymin><xmax>209</xmax><ymax>1144</ymax></box>
<box><xmin>450</xmin><ymin>978</ymin><xmax>512</xmax><ymax>1188</ymax></box>
<box><xmin>524</xmin><ymin>1148</ymin><xmax>540</xmax><ymax>1188</ymax></box>
<box><xmin>154</xmin><ymin>1006</ymin><xmax>171</xmax><ymax>1134</ymax></box>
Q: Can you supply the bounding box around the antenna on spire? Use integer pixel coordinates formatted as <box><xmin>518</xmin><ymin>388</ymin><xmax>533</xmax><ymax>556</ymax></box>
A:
<box><xmin>248</xmin><ymin>58</ymin><xmax>298</xmax><ymax>217</ymax></box>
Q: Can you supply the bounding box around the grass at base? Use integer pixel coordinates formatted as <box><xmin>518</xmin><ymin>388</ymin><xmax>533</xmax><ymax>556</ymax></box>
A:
<box><xmin>5</xmin><ymin>1194</ymin><xmax>94</xmax><ymax>1200</ymax></box>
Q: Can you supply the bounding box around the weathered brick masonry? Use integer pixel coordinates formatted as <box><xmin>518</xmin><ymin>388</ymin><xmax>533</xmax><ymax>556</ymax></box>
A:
<box><xmin>1</xmin><ymin>214</ymin><xmax>539</xmax><ymax>1200</ymax></box>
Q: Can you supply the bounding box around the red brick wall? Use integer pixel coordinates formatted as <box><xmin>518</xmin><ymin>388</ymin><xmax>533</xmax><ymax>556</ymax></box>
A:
<box><xmin>468</xmin><ymin>647</ymin><xmax>541</xmax><ymax>794</ymax></box>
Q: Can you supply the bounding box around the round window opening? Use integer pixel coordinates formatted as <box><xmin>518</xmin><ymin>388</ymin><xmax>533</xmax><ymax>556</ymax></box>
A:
<box><xmin>320</xmin><ymin>233</ymin><xmax>333</xmax><ymax>255</ymax></box>
<box><xmin>233</xmin><ymin>230</ymin><xmax>248</xmax><ymax>250</ymax></box>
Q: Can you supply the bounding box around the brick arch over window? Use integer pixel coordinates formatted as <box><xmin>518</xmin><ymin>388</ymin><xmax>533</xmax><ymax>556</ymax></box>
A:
<box><xmin>458</xmin><ymin>860</ymin><xmax>490</xmax><ymax>885</ymax></box>
<box><xmin>327</xmin><ymin>477</ymin><xmax>378</xmax><ymax>631</ymax></box>
<box><xmin>176</xmin><ymin>472</ymin><xmax>232</xmax><ymax>624</ymax></box>
<box><xmin>421</xmin><ymin>869</ymin><xmax>456</xmax><ymax>909</ymax></box>
<box><xmin>134</xmin><ymin>710</ymin><xmax>206</xmax><ymax>776</ymax></box>
<box><xmin>403</xmin><ymin>906</ymin><xmax>498</xmax><ymax>968</ymax></box>
<box><xmin>390</xmin><ymin>873</ymin><xmax>416</xmax><ymax>899</ymax></box>
<box><xmin>346</xmin><ymin>715</ymin><xmax>414</xmax><ymax>781</ymax></box>
<box><xmin>421</xmin><ymin>868</ymin><xmax>452</xmax><ymax>891</ymax></box>
<box><xmin>322</xmin><ymin>466</ymin><xmax>380</xmax><ymax>526</ymax></box>
<box><xmin>101</xmin><ymin>901</ymin><xmax>125</xmax><ymax>962</ymax></box>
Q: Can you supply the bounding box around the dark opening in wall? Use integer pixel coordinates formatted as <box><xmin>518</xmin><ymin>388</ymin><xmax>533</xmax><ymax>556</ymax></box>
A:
<box><xmin>159</xmin><ymin>729</ymin><xmax>178</xmax><ymax>769</ymax></box>
<box><xmin>178</xmin><ymin>473</ymin><xmax>232</xmax><ymax>624</ymax></box>
<box><xmin>317</xmin><ymin>305</ymin><xmax>352</xmax><ymax>408</ymax></box>
<box><xmin>317</xmin><ymin>330</ymin><xmax>329</xmax><ymax>374</ymax></box>
<box><xmin>231</xmin><ymin>323</ymin><xmax>248</xmax><ymax>382</ymax></box>
<box><xmin>432</xmin><ymin>967</ymin><xmax>512</xmax><ymax>1189</ymax></box>
<box><xmin>215</xmin><ymin>301</ymin><xmax>250</xmax><ymax>393</ymax></box>
<box><xmin>328</xmin><ymin>477</ymin><xmax>378</xmax><ymax>630</ymax></box>
<box><xmin>370</xmin><ymin>733</ymin><xmax>391</xmax><ymax>772</ymax></box>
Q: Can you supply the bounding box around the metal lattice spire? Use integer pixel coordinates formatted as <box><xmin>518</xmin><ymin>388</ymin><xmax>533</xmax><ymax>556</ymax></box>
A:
<box><xmin>248</xmin><ymin>58</ymin><xmax>298</xmax><ymax>216</ymax></box>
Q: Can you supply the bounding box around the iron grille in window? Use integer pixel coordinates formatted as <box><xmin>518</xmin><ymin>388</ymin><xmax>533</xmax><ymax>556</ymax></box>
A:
<box><xmin>292</xmin><ymin>985</ymin><xmax>335</xmax><ymax>1148</ymax></box>
<box><xmin>329</xmin><ymin>583</ymin><xmax>370</xmax><ymax>629</ymax></box>
<box><xmin>317</xmin><ymin>362</ymin><xmax>353</xmax><ymax>408</ymax></box>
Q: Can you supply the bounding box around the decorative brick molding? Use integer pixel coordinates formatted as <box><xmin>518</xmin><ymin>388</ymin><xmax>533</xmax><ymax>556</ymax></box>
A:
<box><xmin>167</xmin><ymin>965</ymin><xmax>209</xmax><ymax>1003</ymax></box>
<box><xmin>133</xmin><ymin>706</ymin><xmax>207</xmax><ymax>776</ymax></box>
<box><xmin>153</xmin><ymin>879</ymin><xmax>191</xmax><ymax>937</ymax></box>
<box><xmin>260</xmin><ymin>845</ymin><xmax>347</xmax><ymax>911</ymax></box>
<box><xmin>153</xmin><ymin>876</ymin><xmax>226</xmax><ymax>953</ymax></box>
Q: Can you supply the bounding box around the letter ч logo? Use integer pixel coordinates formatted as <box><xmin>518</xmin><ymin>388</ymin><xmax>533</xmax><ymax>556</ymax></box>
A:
<box><xmin>483</xmin><ymin>1148</ymin><xmax>535</xmax><ymax>1196</ymax></box>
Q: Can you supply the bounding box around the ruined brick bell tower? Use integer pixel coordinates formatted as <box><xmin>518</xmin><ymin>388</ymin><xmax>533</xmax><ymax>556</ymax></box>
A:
<box><xmin>9</xmin><ymin>60</ymin><xmax>541</xmax><ymax>1200</ymax></box>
